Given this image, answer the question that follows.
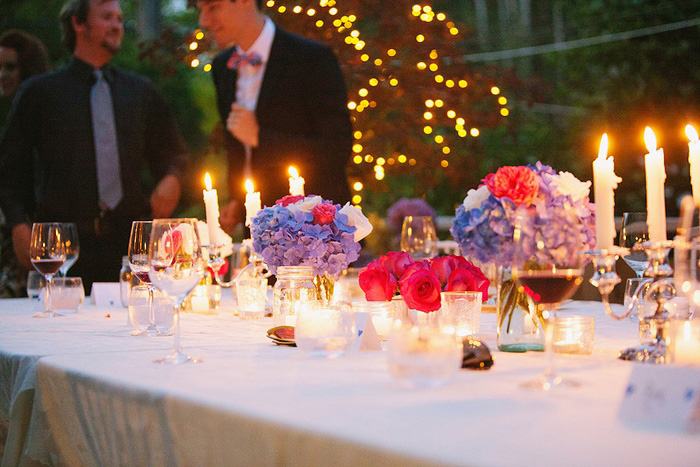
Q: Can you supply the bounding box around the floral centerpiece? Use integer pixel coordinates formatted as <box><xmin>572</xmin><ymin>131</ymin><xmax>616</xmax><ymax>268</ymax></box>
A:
<box><xmin>450</xmin><ymin>163</ymin><xmax>595</xmax><ymax>350</ymax></box>
<box><xmin>358</xmin><ymin>251</ymin><xmax>489</xmax><ymax>312</ymax></box>
<box><xmin>251</xmin><ymin>194</ymin><xmax>372</xmax><ymax>298</ymax></box>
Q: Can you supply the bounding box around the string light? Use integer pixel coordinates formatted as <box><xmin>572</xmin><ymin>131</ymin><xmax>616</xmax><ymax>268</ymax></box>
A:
<box><xmin>353</xmin><ymin>181</ymin><xmax>363</xmax><ymax>191</ymax></box>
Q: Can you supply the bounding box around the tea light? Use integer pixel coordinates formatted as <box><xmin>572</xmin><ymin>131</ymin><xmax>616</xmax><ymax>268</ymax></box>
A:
<box><xmin>189</xmin><ymin>285</ymin><xmax>209</xmax><ymax>312</ymax></box>
<box><xmin>670</xmin><ymin>320</ymin><xmax>700</xmax><ymax>366</ymax></box>
<box><xmin>371</xmin><ymin>314</ymin><xmax>393</xmax><ymax>339</ymax></box>
<box><xmin>552</xmin><ymin>316</ymin><xmax>595</xmax><ymax>354</ymax></box>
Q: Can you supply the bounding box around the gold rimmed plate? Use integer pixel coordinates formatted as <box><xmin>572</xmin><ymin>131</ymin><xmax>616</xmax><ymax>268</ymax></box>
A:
<box><xmin>267</xmin><ymin>326</ymin><xmax>296</xmax><ymax>346</ymax></box>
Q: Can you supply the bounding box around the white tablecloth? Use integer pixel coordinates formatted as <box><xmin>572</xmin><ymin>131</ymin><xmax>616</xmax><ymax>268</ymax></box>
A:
<box><xmin>2</xmin><ymin>297</ymin><xmax>700</xmax><ymax>466</ymax></box>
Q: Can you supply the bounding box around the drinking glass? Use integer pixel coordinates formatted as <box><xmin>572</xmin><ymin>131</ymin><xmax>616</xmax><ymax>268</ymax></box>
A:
<box><xmin>148</xmin><ymin>218</ymin><xmax>204</xmax><ymax>364</ymax></box>
<box><xmin>51</xmin><ymin>277</ymin><xmax>85</xmax><ymax>313</ymax></box>
<box><xmin>295</xmin><ymin>301</ymin><xmax>355</xmax><ymax>358</ymax></box>
<box><xmin>400</xmin><ymin>216</ymin><xmax>437</xmax><ymax>260</ymax></box>
<box><xmin>128</xmin><ymin>285</ymin><xmax>174</xmax><ymax>335</ymax></box>
<box><xmin>619</xmin><ymin>212</ymin><xmax>649</xmax><ymax>278</ymax></box>
<box><xmin>58</xmin><ymin>222</ymin><xmax>79</xmax><ymax>276</ymax></box>
<box><xmin>128</xmin><ymin>221</ymin><xmax>163</xmax><ymax>336</ymax></box>
<box><xmin>513</xmin><ymin>211</ymin><xmax>585</xmax><ymax>390</ymax></box>
<box><xmin>235</xmin><ymin>276</ymin><xmax>267</xmax><ymax>320</ymax></box>
<box><xmin>26</xmin><ymin>270</ymin><xmax>46</xmax><ymax>313</ymax></box>
<box><xmin>30</xmin><ymin>222</ymin><xmax>66</xmax><ymax>318</ymax></box>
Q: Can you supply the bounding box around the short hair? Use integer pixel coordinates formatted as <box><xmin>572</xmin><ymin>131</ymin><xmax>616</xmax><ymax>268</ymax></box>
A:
<box><xmin>60</xmin><ymin>0</ymin><xmax>92</xmax><ymax>52</ymax></box>
<box><xmin>0</xmin><ymin>30</ymin><xmax>51</xmax><ymax>80</ymax></box>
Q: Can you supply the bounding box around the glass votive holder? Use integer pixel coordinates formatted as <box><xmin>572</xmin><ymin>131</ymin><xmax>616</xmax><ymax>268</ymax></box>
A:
<box><xmin>387</xmin><ymin>312</ymin><xmax>463</xmax><ymax>388</ymax></box>
<box><xmin>295</xmin><ymin>301</ymin><xmax>355</xmax><ymax>358</ymax></box>
<box><xmin>236</xmin><ymin>276</ymin><xmax>268</xmax><ymax>320</ymax></box>
<box><xmin>51</xmin><ymin>277</ymin><xmax>85</xmax><ymax>313</ymax></box>
<box><xmin>668</xmin><ymin>319</ymin><xmax>700</xmax><ymax>366</ymax></box>
<box><xmin>552</xmin><ymin>315</ymin><xmax>595</xmax><ymax>354</ymax></box>
<box><xmin>128</xmin><ymin>286</ymin><xmax>174</xmax><ymax>335</ymax></box>
<box><xmin>439</xmin><ymin>291</ymin><xmax>482</xmax><ymax>337</ymax></box>
<box><xmin>351</xmin><ymin>301</ymin><xmax>395</xmax><ymax>341</ymax></box>
<box><xmin>183</xmin><ymin>284</ymin><xmax>221</xmax><ymax>314</ymax></box>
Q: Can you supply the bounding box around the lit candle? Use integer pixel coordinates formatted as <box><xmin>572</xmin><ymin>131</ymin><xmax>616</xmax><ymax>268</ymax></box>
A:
<box><xmin>593</xmin><ymin>133</ymin><xmax>622</xmax><ymax>250</ymax></box>
<box><xmin>203</xmin><ymin>173</ymin><xmax>221</xmax><ymax>245</ymax></box>
<box><xmin>687</xmin><ymin>124</ymin><xmax>700</xmax><ymax>205</ymax></box>
<box><xmin>288</xmin><ymin>166</ymin><xmax>305</xmax><ymax>196</ymax></box>
<box><xmin>244</xmin><ymin>179</ymin><xmax>261</xmax><ymax>227</ymax></box>
<box><xmin>370</xmin><ymin>313</ymin><xmax>393</xmax><ymax>340</ymax></box>
<box><xmin>673</xmin><ymin>321</ymin><xmax>700</xmax><ymax>365</ymax></box>
<box><xmin>644</xmin><ymin>127</ymin><xmax>667</xmax><ymax>242</ymax></box>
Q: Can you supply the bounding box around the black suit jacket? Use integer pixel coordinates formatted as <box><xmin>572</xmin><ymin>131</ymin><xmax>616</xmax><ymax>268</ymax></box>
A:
<box><xmin>211</xmin><ymin>26</ymin><xmax>353</xmax><ymax>208</ymax></box>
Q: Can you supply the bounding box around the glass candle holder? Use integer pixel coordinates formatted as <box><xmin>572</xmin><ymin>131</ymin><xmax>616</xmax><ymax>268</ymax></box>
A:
<box><xmin>128</xmin><ymin>285</ymin><xmax>174</xmax><ymax>336</ymax></box>
<box><xmin>236</xmin><ymin>277</ymin><xmax>268</xmax><ymax>320</ymax></box>
<box><xmin>439</xmin><ymin>291</ymin><xmax>482</xmax><ymax>337</ymax></box>
<box><xmin>295</xmin><ymin>301</ymin><xmax>355</xmax><ymax>358</ymax></box>
<box><xmin>273</xmin><ymin>266</ymin><xmax>316</xmax><ymax>327</ymax></box>
<box><xmin>183</xmin><ymin>284</ymin><xmax>221</xmax><ymax>314</ymax></box>
<box><xmin>552</xmin><ymin>316</ymin><xmax>595</xmax><ymax>354</ymax></box>
<box><xmin>668</xmin><ymin>319</ymin><xmax>700</xmax><ymax>366</ymax></box>
<box><xmin>351</xmin><ymin>301</ymin><xmax>395</xmax><ymax>341</ymax></box>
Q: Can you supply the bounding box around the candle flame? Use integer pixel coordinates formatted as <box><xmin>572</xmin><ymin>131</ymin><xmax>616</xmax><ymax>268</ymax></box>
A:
<box><xmin>245</xmin><ymin>179</ymin><xmax>254</xmax><ymax>194</ymax></box>
<box><xmin>288</xmin><ymin>166</ymin><xmax>299</xmax><ymax>179</ymax></box>
<box><xmin>686</xmin><ymin>124</ymin><xmax>699</xmax><ymax>142</ymax></box>
<box><xmin>597</xmin><ymin>133</ymin><xmax>609</xmax><ymax>160</ymax></box>
<box><xmin>644</xmin><ymin>127</ymin><xmax>657</xmax><ymax>153</ymax></box>
<box><xmin>204</xmin><ymin>172</ymin><xmax>212</xmax><ymax>191</ymax></box>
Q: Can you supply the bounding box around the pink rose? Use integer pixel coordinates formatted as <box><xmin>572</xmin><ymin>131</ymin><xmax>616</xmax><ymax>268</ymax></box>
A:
<box><xmin>429</xmin><ymin>255</ymin><xmax>462</xmax><ymax>285</ymax></box>
<box><xmin>359</xmin><ymin>261</ymin><xmax>398</xmax><ymax>301</ymax></box>
<box><xmin>312</xmin><ymin>204</ymin><xmax>336</xmax><ymax>225</ymax></box>
<box><xmin>276</xmin><ymin>195</ymin><xmax>304</xmax><ymax>206</ymax></box>
<box><xmin>380</xmin><ymin>251</ymin><xmax>414</xmax><ymax>279</ymax></box>
<box><xmin>400</xmin><ymin>260</ymin><xmax>430</xmax><ymax>281</ymax></box>
<box><xmin>399</xmin><ymin>268</ymin><xmax>442</xmax><ymax>313</ymax></box>
<box><xmin>482</xmin><ymin>166</ymin><xmax>539</xmax><ymax>206</ymax></box>
<box><xmin>445</xmin><ymin>267</ymin><xmax>490</xmax><ymax>302</ymax></box>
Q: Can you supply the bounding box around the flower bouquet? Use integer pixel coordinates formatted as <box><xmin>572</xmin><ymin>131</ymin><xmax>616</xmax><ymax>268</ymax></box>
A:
<box><xmin>251</xmin><ymin>194</ymin><xmax>372</xmax><ymax>299</ymax></box>
<box><xmin>450</xmin><ymin>163</ymin><xmax>595</xmax><ymax>351</ymax></box>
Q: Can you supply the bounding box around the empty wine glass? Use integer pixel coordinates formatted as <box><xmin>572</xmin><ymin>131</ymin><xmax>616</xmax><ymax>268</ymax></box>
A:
<box><xmin>400</xmin><ymin>216</ymin><xmax>437</xmax><ymax>260</ymax></box>
<box><xmin>128</xmin><ymin>221</ymin><xmax>164</xmax><ymax>336</ymax></box>
<box><xmin>58</xmin><ymin>222</ymin><xmax>79</xmax><ymax>276</ymax></box>
<box><xmin>30</xmin><ymin>222</ymin><xmax>66</xmax><ymax>318</ymax></box>
<box><xmin>513</xmin><ymin>211</ymin><xmax>585</xmax><ymax>390</ymax></box>
<box><xmin>619</xmin><ymin>212</ymin><xmax>649</xmax><ymax>278</ymax></box>
<box><xmin>148</xmin><ymin>218</ymin><xmax>204</xmax><ymax>364</ymax></box>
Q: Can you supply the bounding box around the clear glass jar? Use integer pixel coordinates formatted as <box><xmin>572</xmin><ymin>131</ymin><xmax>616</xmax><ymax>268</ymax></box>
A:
<box><xmin>119</xmin><ymin>256</ymin><xmax>132</xmax><ymax>308</ymax></box>
<box><xmin>272</xmin><ymin>266</ymin><xmax>316</xmax><ymax>327</ymax></box>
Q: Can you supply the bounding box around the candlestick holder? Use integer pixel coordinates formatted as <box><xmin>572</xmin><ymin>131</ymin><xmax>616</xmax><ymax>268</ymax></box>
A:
<box><xmin>588</xmin><ymin>241</ymin><xmax>676</xmax><ymax>363</ymax></box>
<box><xmin>205</xmin><ymin>239</ymin><xmax>270</xmax><ymax>288</ymax></box>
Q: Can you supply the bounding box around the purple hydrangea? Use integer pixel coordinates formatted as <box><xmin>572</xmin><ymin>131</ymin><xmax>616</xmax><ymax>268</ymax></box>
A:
<box><xmin>386</xmin><ymin>198</ymin><xmax>437</xmax><ymax>232</ymax></box>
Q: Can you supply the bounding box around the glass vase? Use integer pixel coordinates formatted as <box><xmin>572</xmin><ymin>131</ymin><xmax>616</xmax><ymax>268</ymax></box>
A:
<box><xmin>496</xmin><ymin>266</ymin><xmax>544</xmax><ymax>352</ymax></box>
<box><xmin>272</xmin><ymin>266</ymin><xmax>316</xmax><ymax>327</ymax></box>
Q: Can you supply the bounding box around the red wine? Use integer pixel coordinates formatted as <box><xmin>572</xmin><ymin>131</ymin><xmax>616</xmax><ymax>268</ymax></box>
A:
<box><xmin>32</xmin><ymin>258</ymin><xmax>64</xmax><ymax>275</ymax></box>
<box><xmin>134</xmin><ymin>271</ymin><xmax>151</xmax><ymax>284</ymax></box>
<box><xmin>518</xmin><ymin>270</ymin><xmax>583</xmax><ymax>304</ymax></box>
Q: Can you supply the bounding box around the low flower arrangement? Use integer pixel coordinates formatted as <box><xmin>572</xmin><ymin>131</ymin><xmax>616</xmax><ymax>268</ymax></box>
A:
<box><xmin>358</xmin><ymin>252</ymin><xmax>490</xmax><ymax>313</ymax></box>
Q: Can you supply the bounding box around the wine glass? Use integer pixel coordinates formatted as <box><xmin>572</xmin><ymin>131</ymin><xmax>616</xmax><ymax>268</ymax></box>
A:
<box><xmin>513</xmin><ymin>211</ymin><xmax>585</xmax><ymax>390</ymax></box>
<box><xmin>30</xmin><ymin>222</ymin><xmax>66</xmax><ymax>318</ymax></box>
<box><xmin>148</xmin><ymin>218</ymin><xmax>204</xmax><ymax>364</ymax></box>
<box><xmin>58</xmin><ymin>222</ymin><xmax>79</xmax><ymax>276</ymax></box>
<box><xmin>400</xmin><ymin>216</ymin><xmax>437</xmax><ymax>260</ymax></box>
<box><xmin>128</xmin><ymin>221</ymin><xmax>164</xmax><ymax>336</ymax></box>
<box><xmin>619</xmin><ymin>212</ymin><xmax>649</xmax><ymax>278</ymax></box>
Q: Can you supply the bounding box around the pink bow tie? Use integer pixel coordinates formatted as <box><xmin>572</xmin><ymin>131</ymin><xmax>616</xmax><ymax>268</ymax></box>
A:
<box><xmin>227</xmin><ymin>51</ymin><xmax>263</xmax><ymax>70</ymax></box>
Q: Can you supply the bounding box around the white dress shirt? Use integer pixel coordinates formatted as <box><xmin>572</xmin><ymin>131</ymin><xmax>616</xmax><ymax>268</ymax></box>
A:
<box><xmin>235</xmin><ymin>17</ymin><xmax>275</xmax><ymax>111</ymax></box>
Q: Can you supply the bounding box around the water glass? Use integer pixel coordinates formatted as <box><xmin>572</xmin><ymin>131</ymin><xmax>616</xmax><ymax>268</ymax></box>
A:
<box><xmin>439</xmin><ymin>291</ymin><xmax>482</xmax><ymax>337</ymax></box>
<box><xmin>128</xmin><ymin>286</ymin><xmax>174</xmax><ymax>335</ymax></box>
<box><xmin>295</xmin><ymin>301</ymin><xmax>355</xmax><ymax>358</ymax></box>
<box><xmin>624</xmin><ymin>278</ymin><xmax>651</xmax><ymax>321</ymax></box>
<box><xmin>400</xmin><ymin>216</ymin><xmax>437</xmax><ymax>260</ymax></box>
<box><xmin>58</xmin><ymin>222</ymin><xmax>80</xmax><ymax>276</ymax></box>
<box><xmin>51</xmin><ymin>277</ymin><xmax>85</xmax><ymax>313</ymax></box>
<box><xmin>236</xmin><ymin>276</ymin><xmax>268</xmax><ymax>320</ymax></box>
<box><xmin>26</xmin><ymin>271</ymin><xmax>46</xmax><ymax>312</ymax></box>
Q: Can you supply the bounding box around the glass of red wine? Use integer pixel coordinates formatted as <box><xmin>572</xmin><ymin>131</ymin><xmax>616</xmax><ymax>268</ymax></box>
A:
<box><xmin>128</xmin><ymin>221</ymin><xmax>165</xmax><ymax>336</ymax></box>
<box><xmin>513</xmin><ymin>211</ymin><xmax>585</xmax><ymax>390</ymax></box>
<box><xmin>30</xmin><ymin>222</ymin><xmax>66</xmax><ymax>318</ymax></box>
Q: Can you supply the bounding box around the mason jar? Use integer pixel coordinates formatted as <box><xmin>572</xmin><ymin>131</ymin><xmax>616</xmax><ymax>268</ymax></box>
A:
<box><xmin>272</xmin><ymin>266</ymin><xmax>316</xmax><ymax>327</ymax></box>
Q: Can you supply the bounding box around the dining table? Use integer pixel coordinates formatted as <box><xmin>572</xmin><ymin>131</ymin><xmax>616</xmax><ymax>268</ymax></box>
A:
<box><xmin>1</xmin><ymin>293</ymin><xmax>699</xmax><ymax>466</ymax></box>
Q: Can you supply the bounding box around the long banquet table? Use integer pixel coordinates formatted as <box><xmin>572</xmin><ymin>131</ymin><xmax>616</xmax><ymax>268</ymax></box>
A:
<box><xmin>1</xmin><ymin>295</ymin><xmax>699</xmax><ymax>466</ymax></box>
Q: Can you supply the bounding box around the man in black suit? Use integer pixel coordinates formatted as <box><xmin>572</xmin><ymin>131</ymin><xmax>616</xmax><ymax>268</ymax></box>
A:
<box><xmin>198</xmin><ymin>0</ymin><xmax>353</xmax><ymax>230</ymax></box>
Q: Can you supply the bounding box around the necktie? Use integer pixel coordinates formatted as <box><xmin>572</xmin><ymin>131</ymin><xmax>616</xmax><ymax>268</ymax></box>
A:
<box><xmin>91</xmin><ymin>69</ymin><xmax>123</xmax><ymax>211</ymax></box>
<box><xmin>227</xmin><ymin>51</ymin><xmax>263</xmax><ymax>70</ymax></box>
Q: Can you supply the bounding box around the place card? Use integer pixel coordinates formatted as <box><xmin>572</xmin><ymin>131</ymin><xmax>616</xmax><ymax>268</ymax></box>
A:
<box><xmin>619</xmin><ymin>364</ymin><xmax>700</xmax><ymax>432</ymax></box>
<box><xmin>90</xmin><ymin>282</ymin><xmax>122</xmax><ymax>307</ymax></box>
<box><xmin>353</xmin><ymin>312</ymin><xmax>382</xmax><ymax>352</ymax></box>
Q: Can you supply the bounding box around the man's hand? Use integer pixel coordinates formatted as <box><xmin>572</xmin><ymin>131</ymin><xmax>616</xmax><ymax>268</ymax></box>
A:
<box><xmin>219</xmin><ymin>200</ymin><xmax>242</xmax><ymax>233</ymax></box>
<box><xmin>151</xmin><ymin>174</ymin><xmax>181</xmax><ymax>218</ymax></box>
<box><xmin>11</xmin><ymin>223</ymin><xmax>32</xmax><ymax>271</ymax></box>
<box><xmin>226</xmin><ymin>103</ymin><xmax>259</xmax><ymax>147</ymax></box>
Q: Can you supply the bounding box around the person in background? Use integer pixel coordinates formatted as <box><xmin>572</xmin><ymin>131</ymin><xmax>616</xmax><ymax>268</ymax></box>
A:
<box><xmin>197</xmin><ymin>0</ymin><xmax>353</xmax><ymax>231</ymax></box>
<box><xmin>0</xmin><ymin>0</ymin><xmax>189</xmax><ymax>291</ymax></box>
<box><xmin>0</xmin><ymin>29</ymin><xmax>51</xmax><ymax>297</ymax></box>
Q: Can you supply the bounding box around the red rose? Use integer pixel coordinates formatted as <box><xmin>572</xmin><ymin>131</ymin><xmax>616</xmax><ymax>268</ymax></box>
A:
<box><xmin>400</xmin><ymin>260</ymin><xmax>430</xmax><ymax>281</ymax></box>
<box><xmin>312</xmin><ymin>204</ymin><xmax>336</xmax><ymax>225</ymax></box>
<box><xmin>399</xmin><ymin>268</ymin><xmax>442</xmax><ymax>313</ymax></box>
<box><xmin>276</xmin><ymin>195</ymin><xmax>304</xmax><ymax>206</ymax></box>
<box><xmin>380</xmin><ymin>251</ymin><xmax>414</xmax><ymax>279</ymax></box>
<box><xmin>429</xmin><ymin>255</ymin><xmax>462</xmax><ymax>285</ymax></box>
<box><xmin>482</xmin><ymin>166</ymin><xmax>539</xmax><ymax>206</ymax></box>
<box><xmin>445</xmin><ymin>267</ymin><xmax>490</xmax><ymax>302</ymax></box>
<box><xmin>359</xmin><ymin>261</ymin><xmax>398</xmax><ymax>301</ymax></box>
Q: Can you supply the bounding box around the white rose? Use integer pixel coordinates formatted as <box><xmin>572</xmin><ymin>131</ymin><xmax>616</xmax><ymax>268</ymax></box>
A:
<box><xmin>339</xmin><ymin>202</ymin><xmax>373</xmax><ymax>242</ymax></box>
<box><xmin>462</xmin><ymin>185</ymin><xmax>491</xmax><ymax>210</ymax></box>
<box><xmin>287</xmin><ymin>195</ymin><xmax>323</xmax><ymax>215</ymax></box>
<box><xmin>551</xmin><ymin>171</ymin><xmax>591</xmax><ymax>203</ymax></box>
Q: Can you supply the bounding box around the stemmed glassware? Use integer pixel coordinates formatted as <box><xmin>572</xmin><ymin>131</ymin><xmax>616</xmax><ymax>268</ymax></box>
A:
<box><xmin>148</xmin><ymin>218</ymin><xmax>203</xmax><ymax>364</ymax></box>
<box><xmin>30</xmin><ymin>222</ymin><xmax>66</xmax><ymax>318</ymax></box>
<box><xmin>128</xmin><ymin>221</ymin><xmax>165</xmax><ymax>336</ymax></box>
<box><xmin>58</xmin><ymin>222</ymin><xmax>80</xmax><ymax>276</ymax></box>
<box><xmin>513</xmin><ymin>213</ymin><xmax>585</xmax><ymax>390</ymax></box>
<box><xmin>400</xmin><ymin>216</ymin><xmax>437</xmax><ymax>260</ymax></box>
<box><xmin>619</xmin><ymin>212</ymin><xmax>650</xmax><ymax>278</ymax></box>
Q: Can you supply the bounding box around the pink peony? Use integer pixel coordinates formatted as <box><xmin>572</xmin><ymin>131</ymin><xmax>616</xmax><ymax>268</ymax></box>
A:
<box><xmin>380</xmin><ymin>251</ymin><xmax>414</xmax><ymax>279</ymax></box>
<box><xmin>359</xmin><ymin>261</ymin><xmax>398</xmax><ymax>301</ymax></box>
<box><xmin>482</xmin><ymin>166</ymin><xmax>539</xmax><ymax>206</ymax></box>
<box><xmin>276</xmin><ymin>195</ymin><xmax>304</xmax><ymax>206</ymax></box>
<box><xmin>399</xmin><ymin>268</ymin><xmax>442</xmax><ymax>313</ymax></box>
<box><xmin>312</xmin><ymin>204</ymin><xmax>336</xmax><ymax>225</ymax></box>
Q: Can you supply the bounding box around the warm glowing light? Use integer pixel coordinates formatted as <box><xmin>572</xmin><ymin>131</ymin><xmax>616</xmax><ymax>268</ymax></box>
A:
<box><xmin>498</xmin><ymin>96</ymin><xmax>507</xmax><ymax>105</ymax></box>
<box><xmin>491</xmin><ymin>86</ymin><xmax>500</xmax><ymax>95</ymax></box>
<box><xmin>434</xmin><ymin>135</ymin><xmax>444</xmax><ymax>143</ymax></box>
<box><xmin>423</xmin><ymin>111</ymin><xmax>433</xmax><ymax>120</ymax></box>
<box><xmin>434</xmin><ymin>75</ymin><xmax>444</xmax><ymax>83</ymax></box>
<box><xmin>447</xmin><ymin>110</ymin><xmax>456</xmax><ymax>118</ymax></box>
<box><xmin>329</xmin><ymin>7</ymin><xmax>337</xmax><ymax>14</ymax></box>
<box><xmin>449</xmin><ymin>27</ymin><xmax>459</xmax><ymax>35</ymax></box>
<box><xmin>470</xmin><ymin>128</ymin><xmax>480</xmax><ymax>137</ymax></box>
<box><xmin>354</xmin><ymin>131</ymin><xmax>363</xmax><ymax>139</ymax></box>
<box><xmin>189</xmin><ymin>42</ymin><xmax>198</xmax><ymax>51</ymax></box>
<box><xmin>424</xmin><ymin>126</ymin><xmax>433</xmax><ymax>134</ymax></box>
<box><xmin>374</xmin><ymin>58</ymin><xmax>383</xmax><ymax>66</ymax></box>
<box><xmin>364</xmin><ymin>154</ymin><xmax>374</xmax><ymax>163</ymax></box>
<box><xmin>500</xmin><ymin>108</ymin><xmax>510</xmax><ymax>116</ymax></box>
<box><xmin>429</xmin><ymin>50</ymin><xmax>438</xmax><ymax>60</ymax></box>
<box><xmin>429</xmin><ymin>63</ymin><xmax>438</xmax><ymax>71</ymax></box>
<box><xmin>425</xmin><ymin>99</ymin><xmax>434</xmax><ymax>108</ymax></box>
<box><xmin>412</xmin><ymin>4</ymin><xmax>421</xmax><ymax>12</ymax></box>
<box><xmin>644</xmin><ymin>127</ymin><xmax>658</xmax><ymax>152</ymax></box>
<box><xmin>369</xmin><ymin>78</ymin><xmax>379</xmax><ymax>86</ymax></box>
<box><xmin>441</xmin><ymin>159</ymin><xmax>449</xmax><ymax>167</ymax></box>
<box><xmin>352</xmin><ymin>194</ymin><xmax>362</xmax><ymax>204</ymax></box>
<box><xmin>388</xmin><ymin>158</ymin><xmax>395</xmax><ymax>165</ymax></box>
<box><xmin>389</xmin><ymin>78</ymin><xmax>398</xmax><ymax>86</ymax></box>
<box><xmin>416</xmin><ymin>34</ymin><xmax>425</xmax><ymax>42</ymax></box>
<box><xmin>203</xmin><ymin>64</ymin><xmax>212</xmax><ymax>72</ymax></box>
<box><xmin>458</xmin><ymin>80</ymin><xmax>468</xmax><ymax>88</ymax></box>
<box><xmin>686</xmin><ymin>124</ymin><xmax>699</xmax><ymax>142</ymax></box>
<box><xmin>377</xmin><ymin>157</ymin><xmax>386</xmax><ymax>166</ymax></box>
<box><xmin>307</xmin><ymin>8</ymin><xmax>316</xmax><ymax>15</ymax></box>
<box><xmin>355</xmin><ymin>41</ymin><xmax>366</xmax><ymax>50</ymax></box>
<box><xmin>409</xmin><ymin>158</ymin><xmax>417</xmax><ymax>166</ymax></box>
<box><xmin>445</xmin><ymin>80</ymin><xmax>454</xmax><ymax>88</ymax></box>
<box><xmin>278</xmin><ymin>5</ymin><xmax>286</xmax><ymax>12</ymax></box>
<box><xmin>195</xmin><ymin>31</ymin><xmax>205</xmax><ymax>40</ymax></box>
<box><xmin>350</xmin><ymin>30</ymin><xmax>360</xmax><ymax>37</ymax></box>
<box><xmin>347</xmin><ymin>101</ymin><xmax>357</xmax><ymax>110</ymax></box>
<box><xmin>348</xmin><ymin>14</ymin><xmax>357</xmax><ymax>21</ymax></box>
<box><xmin>442</xmin><ymin>147</ymin><xmax>450</xmax><ymax>154</ymax></box>
<box><xmin>204</xmin><ymin>173</ymin><xmax>213</xmax><ymax>191</ymax></box>
<box><xmin>398</xmin><ymin>155</ymin><xmax>407</xmax><ymax>163</ymax></box>
<box><xmin>266</xmin><ymin>0</ymin><xmax>275</xmax><ymax>6</ymax></box>
<box><xmin>358</xmin><ymin>88</ymin><xmax>368</xmax><ymax>97</ymax></box>
<box><xmin>353</xmin><ymin>155</ymin><xmax>362</xmax><ymax>164</ymax></box>
<box><xmin>375</xmin><ymin>171</ymin><xmax>384</xmax><ymax>181</ymax></box>
<box><xmin>458</xmin><ymin>130</ymin><xmax>467</xmax><ymax>137</ymax></box>
<box><xmin>387</xmin><ymin>49</ymin><xmax>396</xmax><ymax>57</ymax></box>
<box><xmin>190</xmin><ymin>59</ymin><xmax>200</xmax><ymax>67</ymax></box>
<box><xmin>353</xmin><ymin>182</ymin><xmax>363</xmax><ymax>191</ymax></box>
<box><xmin>361</xmin><ymin>54</ymin><xmax>369</xmax><ymax>61</ymax></box>
<box><xmin>437</xmin><ymin>12</ymin><xmax>446</xmax><ymax>21</ymax></box>
<box><xmin>353</xmin><ymin>143</ymin><xmax>363</xmax><ymax>153</ymax></box>
<box><xmin>293</xmin><ymin>5</ymin><xmax>302</xmax><ymax>13</ymax></box>
<box><xmin>456</xmin><ymin>117</ymin><xmax>465</xmax><ymax>125</ymax></box>
<box><xmin>288</xmin><ymin>166</ymin><xmax>300</xmax><ymax>179</ymax></box>
<box><xmin>598</xmin><ymin>133</ymin><xmax>609</xmax><ymax>160</ymax></box>
<box><xmin>245</xmin><ymin>179</ymin><xmax>254</xmax><ymax>194</ymax></box>
<box><xmin>417</xmin><ymin>62</ymin><xmax>427</xmax><ymax>70</ymax></box>
<box><xmin>434</xmin><ymin>99</ymin><xmax>444</xmax><ymax>108</ymax></box>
